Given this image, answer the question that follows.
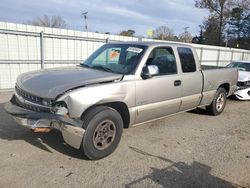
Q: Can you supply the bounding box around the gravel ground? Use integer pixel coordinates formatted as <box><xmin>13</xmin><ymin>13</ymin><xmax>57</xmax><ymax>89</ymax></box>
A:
<box><xmin>0</xmin><ymin>92</ymin><xmax>249</xmax><ymax>188</ymax></box>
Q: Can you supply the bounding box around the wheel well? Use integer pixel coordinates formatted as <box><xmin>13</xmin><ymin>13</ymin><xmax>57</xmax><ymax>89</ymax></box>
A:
<box><xmin>81</xmin><ymin>102</ymin><xmax>130</xmax><ymax>129</ymax></box>
<box><xmin>219</xmin><ymin>83</ymin><xmax>230</xmax><ymax>94</ymax></box>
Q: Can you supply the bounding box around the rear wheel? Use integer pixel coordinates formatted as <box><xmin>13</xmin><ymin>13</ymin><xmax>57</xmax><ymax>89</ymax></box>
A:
<box><xmin>81</xmin><ymin>106</ymin><xmax>123</xmax><ymax>160</ymax></box>
<box><xmin>206</xmin><ymin>87</ymin><xmax>227</xmax><ymax>115</ymax></box>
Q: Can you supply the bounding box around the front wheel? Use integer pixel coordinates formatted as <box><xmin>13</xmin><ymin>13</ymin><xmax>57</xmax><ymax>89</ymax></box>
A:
<box><xmin>81</xmin><ymin>106</ymin><xmax>123</xmax><ymax>160</ymax></box>
<box><xmin>206</xmin><ymin>87</ymin><xmax>227</xmax><ymax>115</ymax></box>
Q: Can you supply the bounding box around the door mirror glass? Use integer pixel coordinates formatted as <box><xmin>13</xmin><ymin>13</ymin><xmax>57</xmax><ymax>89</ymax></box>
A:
<box><xmin>141</xmin><ymin>65</ymin><xmax>159</xmax><ymax>79</ymax></box>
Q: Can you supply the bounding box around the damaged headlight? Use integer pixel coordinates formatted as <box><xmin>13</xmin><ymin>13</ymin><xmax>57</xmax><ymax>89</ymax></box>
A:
<box><xmin>246</xmin><ymin>81</ymin><xmax>250</xmax><ymax>87</ymax></box>
<box><xmin>53</xmin><ymin>102</ymin><xmax>68</xmax><ymax>115</ymax></box>
<box><xmin>237</xmin><ymin>81</ymin><xmax>250</xmax><ymax>90</ymax></box>
<box><xmin>42</xmin><ymin>99</ymin><xmax>53</xmax><ymax>106</ymax></box>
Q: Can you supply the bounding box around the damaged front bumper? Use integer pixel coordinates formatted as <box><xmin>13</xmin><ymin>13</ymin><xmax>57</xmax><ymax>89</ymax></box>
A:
<box><xmin>4</xmin><ymin>100</ymin><xmax>85</xmax><ymax>149</ymax></box>
<box><xmin>234</xmin><ymin>87</ymin><xmax>250</xmax><ymax>100</ymax></box>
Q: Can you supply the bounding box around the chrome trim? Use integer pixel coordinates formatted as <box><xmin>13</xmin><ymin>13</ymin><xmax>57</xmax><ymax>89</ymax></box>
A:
<box><xmin>14</xmin><ymin>90</ymin><xmax>51</xmax><ymax>111</ymax></box>
<box><xmin>15</xmin><ymin>85</ymin><xmax>43</xmax><ymax>104</ymax></box>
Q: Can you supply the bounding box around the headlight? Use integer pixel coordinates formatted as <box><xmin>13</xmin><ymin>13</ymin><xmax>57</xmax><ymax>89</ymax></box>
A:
<box><xmin>245</xmin><ymin>81</ymin><xmax>250</xmax><ymax>87</ymax></box>
<box><xmin>42</xmin><ymin>99</ymin><xmax>53</xmax><ymax>106</ymax></box>
<box><xmin>53</xmin><ymin>102</ymin><xmax>68</xmax><ymax>115</ymax></box>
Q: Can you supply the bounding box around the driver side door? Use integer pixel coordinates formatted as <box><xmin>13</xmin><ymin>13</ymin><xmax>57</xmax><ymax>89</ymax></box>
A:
<box><xmin>135</xmin><ymin>46</ymin><xmax>182</xmax><ymax>124</ymax></box>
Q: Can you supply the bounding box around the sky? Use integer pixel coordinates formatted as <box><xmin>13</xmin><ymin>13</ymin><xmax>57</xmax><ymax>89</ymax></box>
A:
<box><xmin>0</xmin><ymin>0</ymin><xmax>209</xmax><ymax>36</ymax></box>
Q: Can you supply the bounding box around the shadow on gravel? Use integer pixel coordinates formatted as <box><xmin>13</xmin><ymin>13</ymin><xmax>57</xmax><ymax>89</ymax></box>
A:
<box><xmin>0</xmin><ymin>102</ymin><xmax>87</xmax><ymax>160</ymax></box>
<box><xmin>188</xmin><ymin>108</ymin><xmax>212</xmax><ymax>116</ymax></box>
<box><xmin>126</xmin><ymin>146</ymin><xmax>244</xmax><ymax>188</ymax></box>
<box><xmin>188</xmin><ymin>97</ymin><xmax>241</xmax><ymax>116</ymax></box>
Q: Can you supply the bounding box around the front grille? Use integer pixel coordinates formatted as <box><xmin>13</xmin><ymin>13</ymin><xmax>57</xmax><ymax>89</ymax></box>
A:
<box><xmin>14</xmin><ymin>85</ymin><xmax>52</xmax><ymax>112</ymax></box>
<box><xmin>13</xmin><ymin>95</ymin><xmax>51</xmax><ymax>112</ymax></box>
<box><xmin>15</xmin><ymin>85</ymin><xmax>43</xmax><ymax>105</ymax></box>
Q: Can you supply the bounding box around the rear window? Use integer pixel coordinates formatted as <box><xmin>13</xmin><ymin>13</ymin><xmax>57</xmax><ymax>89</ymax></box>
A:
<box><xmin>177</xmin><ymin>47</ymin><xmax>196</xmax><ymax>73</ymax></box>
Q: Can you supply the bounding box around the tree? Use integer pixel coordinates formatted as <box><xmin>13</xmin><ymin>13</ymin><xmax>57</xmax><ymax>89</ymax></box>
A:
<box><xmin>226</xmin><ymin>2</ymin><xmax>250</xmax><ymax>49</ymax></box>
<box><xmin>195</xmin><ymin>0</ymin><xmax>233</xmax><ymax>46</ymax></box>
<box><xmin>27</xmin><ymin>15</ymin><xmax>67</xmax><ymax>28</ymax></box>
<box><xmin>243</xmin><ymin>13</ymin><xmax>250</xmax><ymax>38</ymax></box>
<box><xmin>179</xmin><ymin>27</ymin><xmax>193</xmax><ymax>43</ymax></box>
<box><xmin>198</xmin><ymin>27</ymin><xmax>205</xmax><ymax>43</ymax></box>
<box><xmin>153</xmin><ymin>26</ymin><xmax>175</xmax><ymax>40</ymax></box>
<box><xmin>228</xmin><ymin>7</ymin><xmax>244</xmax><ymax>40</ymax></box>
<box><xmin>119</xmin><ymin>29</ymin><xmax>135</xmax><ymax>37</ymax></box>
<box><xmin>192</xmin><ymin>28</ymin><xmax>205</xmax><ymax>44</ymax></box>
<box><xmin>201</xmin><ymin>16</ymin><xmax>221</xmax><ymax>45</ymax></box>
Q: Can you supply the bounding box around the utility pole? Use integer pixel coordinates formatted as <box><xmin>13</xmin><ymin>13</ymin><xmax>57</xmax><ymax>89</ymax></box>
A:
<box><xmin>184</xmin><ymin>26</ymin><xmax>189</xmax><ymax>33</ymax></box>
<box><xmin>81</xmin><ymin>12</ymin><xmax>88</xmax><ymax>31</ymax></box>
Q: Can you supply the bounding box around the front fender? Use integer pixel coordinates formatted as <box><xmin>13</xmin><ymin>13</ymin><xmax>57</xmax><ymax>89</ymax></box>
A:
<box><xmin>57</xmin><ymin>82</ymin><xmax>135</xmax><ymax>118</ymax></box>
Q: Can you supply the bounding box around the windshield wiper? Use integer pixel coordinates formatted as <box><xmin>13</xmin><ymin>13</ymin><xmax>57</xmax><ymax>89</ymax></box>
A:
<box><xmin>91</xmin><ymin>65</ymin><xmax>114</xmax><ymax>73</ymax></box>
<box><xmin>80</xmin><ymin>63</ymin><xmax>91</xmax><ymax>68</ymax></box>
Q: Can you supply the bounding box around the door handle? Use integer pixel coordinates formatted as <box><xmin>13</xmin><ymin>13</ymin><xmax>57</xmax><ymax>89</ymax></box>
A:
<box><xmin>174</xmin><ymin>80</ymin><xmax>181</xmax><ymax>86</ymax></box>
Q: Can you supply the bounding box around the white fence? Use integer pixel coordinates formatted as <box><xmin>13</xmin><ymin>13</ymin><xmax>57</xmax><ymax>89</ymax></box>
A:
<box><xmin>0</xmin><ymin>21</ymin><xmax>250</xmax><ymax>90</ymax></box>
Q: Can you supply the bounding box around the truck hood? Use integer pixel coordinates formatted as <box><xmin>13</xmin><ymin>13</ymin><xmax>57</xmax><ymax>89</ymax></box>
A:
<box><xmin>238</xmin><ymin>71</ymin><xmax>250</xmax><ymax>82</ymax></box>
<box><xmin>16</xmin><ymin>66</ymin><xmax>123</xmax><ymax>99</ymax></box>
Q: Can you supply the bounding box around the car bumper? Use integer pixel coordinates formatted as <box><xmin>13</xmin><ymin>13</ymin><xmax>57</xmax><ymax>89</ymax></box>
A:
<box><xmin>234</xmin><ymin>87</ymin><xmax>250</xmax><ymax>100</ymax></box>
<box><xmin>4</xmin><ymin>101</ymin><xmax>85</xmax><ymax>149</ymax></box>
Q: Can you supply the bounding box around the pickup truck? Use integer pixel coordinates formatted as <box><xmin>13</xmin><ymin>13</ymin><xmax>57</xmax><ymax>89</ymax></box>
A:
<box><xmin>5</xmin><ymin>42</ymin><xmax>238</xmax><ymax>160</ymax></box>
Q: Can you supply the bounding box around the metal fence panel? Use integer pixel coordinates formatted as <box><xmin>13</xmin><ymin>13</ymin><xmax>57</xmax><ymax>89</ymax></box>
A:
<box><xmin>0</xmin><ymin>21</ymin><xmax>250</xmax><ymax>90</ymax></box>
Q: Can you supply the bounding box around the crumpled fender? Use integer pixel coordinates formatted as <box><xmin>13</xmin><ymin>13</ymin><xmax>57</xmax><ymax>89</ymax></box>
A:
<box><xmin>57</xmin><ymin>81</ymin><xmax>135</xmax><ymax>118</ymax></box>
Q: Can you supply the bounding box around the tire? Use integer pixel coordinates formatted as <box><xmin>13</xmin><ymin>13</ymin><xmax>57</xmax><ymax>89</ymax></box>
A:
<box><xmin>81</xmin><ymin>106</ymin><xmax>123</xmax><ymax>160</ymax></box>
<box><xmin>206</xmin><ymin>87</ymin><xmax>227</xmax><ymax>116</ymax></box>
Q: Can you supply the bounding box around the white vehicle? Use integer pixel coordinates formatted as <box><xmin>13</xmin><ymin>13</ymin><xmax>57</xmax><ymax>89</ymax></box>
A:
<box><xmin>227</xmin><ymin>61</ymin><xmax>250</xmax><ymax>100</ymax></box>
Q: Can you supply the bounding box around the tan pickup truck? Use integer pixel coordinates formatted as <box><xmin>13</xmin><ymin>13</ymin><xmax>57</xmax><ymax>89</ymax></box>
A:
<box><xmin>5</xmin><ymin>42</ymin><xmax>237</xmax><ymax>160</ymax></box>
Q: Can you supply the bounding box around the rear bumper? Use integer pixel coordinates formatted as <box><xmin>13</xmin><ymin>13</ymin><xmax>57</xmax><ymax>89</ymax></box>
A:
<box><xmin>4</xmin><ymin>101</ymin><xmax>85</xmax><ymax>149</ymax></box>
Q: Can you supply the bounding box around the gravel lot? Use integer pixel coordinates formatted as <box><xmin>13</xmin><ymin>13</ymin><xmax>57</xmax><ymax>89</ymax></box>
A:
<box><xmin>0</xmin><ymin>91</ymin><xmax>249</xmax><ymax>188</ymax></box>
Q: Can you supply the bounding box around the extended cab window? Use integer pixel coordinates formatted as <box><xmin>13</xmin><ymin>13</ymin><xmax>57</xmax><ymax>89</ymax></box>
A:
<box><xmin>146</xmin><ymin>47</ymin><xmax>177</xmax><ymax>75</ymax></box>
<box><xmin>177</xmin><ymin>47</ymin><xmax>196</xmax><ymax>73</ymax></box>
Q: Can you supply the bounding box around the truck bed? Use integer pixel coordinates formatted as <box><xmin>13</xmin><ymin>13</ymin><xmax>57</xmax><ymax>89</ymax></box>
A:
<box><xmin>200</xmin><ymin>66</ymin><xmax>238</xmax><ymax>105</ymax></box>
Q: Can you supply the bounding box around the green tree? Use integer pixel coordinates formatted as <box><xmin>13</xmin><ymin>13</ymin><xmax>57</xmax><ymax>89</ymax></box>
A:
<box><xmin>192</xmin><ymin>28</ymin><xmax>205</xmax><ymax>44</ymax></box>
<box><xmin>195</xmin><ymin>0</ymin><xmax>233</xmax><ymax>46</ymax></box>
<box><xmin>228</xmin><ymin>7</ymin><xmax>244</xmax><ymax>39</ymax></box>
<box><xmin>201</xmin><ymin>16</ymin><xmax>221</xmax><ymax>45</ymax></box>
<box><xmin>226</xmin><ymin>2</ymin><xmax>250</xmax><ymax>49</ymax></box>
<box><xmin>242</xmin><ymin>13</ymin><xmax>250</xmax><ymax>38</ymax></box>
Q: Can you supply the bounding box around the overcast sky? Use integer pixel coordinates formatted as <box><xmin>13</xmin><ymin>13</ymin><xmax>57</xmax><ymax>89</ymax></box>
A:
<box><xmin>0</xmin><ymin>0</ymin><xmax>208</xmax><ymax>36</ymax></box>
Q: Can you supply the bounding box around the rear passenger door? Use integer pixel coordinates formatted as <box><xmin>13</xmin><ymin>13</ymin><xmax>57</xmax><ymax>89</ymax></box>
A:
<box><xmin>177</xmin><ymin>47</ymin><xmax>203</xmax><ymax>111</ymax></box>
<box><xmin>135</xmin><ymin>47</ymin><xmax>182</xmax><ymax>123</ymax></box>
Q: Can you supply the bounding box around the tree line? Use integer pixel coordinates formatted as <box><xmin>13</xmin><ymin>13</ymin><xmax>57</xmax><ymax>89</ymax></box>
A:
<box><xmin>194</xmin><ymin>0</ymin><xmax>250</xmax><ymax>49</ymax></box>
<box><xmin>26</xmin><ymin>0</ymin><xmax>250</xmax><ymax>50</ymax></box>
<box><xmin>119</xmin><ymin>0</ymin><xmax>250</xmax><ymax>49</ymax></box>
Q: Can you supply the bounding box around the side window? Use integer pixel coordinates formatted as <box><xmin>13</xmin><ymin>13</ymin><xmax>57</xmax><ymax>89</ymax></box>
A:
<box><xmin>125</xmin><ymin>51</ymin><xmax>140</xmax><ymax>66</ymax></box>
<box><xmin>146</xmin><ymin>47</ymin><xmax>177</xmax><ymax>75</ymax></box>
<box><xmin>177</xmin><ymin>47</ymin><xmax>196</xmax><ymax>73</ymax></box>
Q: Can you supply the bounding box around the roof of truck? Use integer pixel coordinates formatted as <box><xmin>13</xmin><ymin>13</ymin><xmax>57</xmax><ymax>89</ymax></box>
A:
<box><xmin>110</xmin><ymin>41</ymin><xmax>193</xmax><ymax>48</ymax></box>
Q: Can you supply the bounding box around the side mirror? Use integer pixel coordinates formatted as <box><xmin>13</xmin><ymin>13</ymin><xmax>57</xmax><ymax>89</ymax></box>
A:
<box><xmin>141</xmin><ymin>65</ymin><xmax>159</xmax><ymax>79</ymax></box>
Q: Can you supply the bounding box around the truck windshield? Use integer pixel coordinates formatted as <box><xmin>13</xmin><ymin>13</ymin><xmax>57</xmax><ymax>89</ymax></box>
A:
<box><xmin>81</xmin><ymin>44</ymin><xmax>146</xmax><ymax>74</ymax></box>
<box><xmin>227</xmin><ymin>62</ymin><xmax>250</xmax><ymax>72</ymax></box>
